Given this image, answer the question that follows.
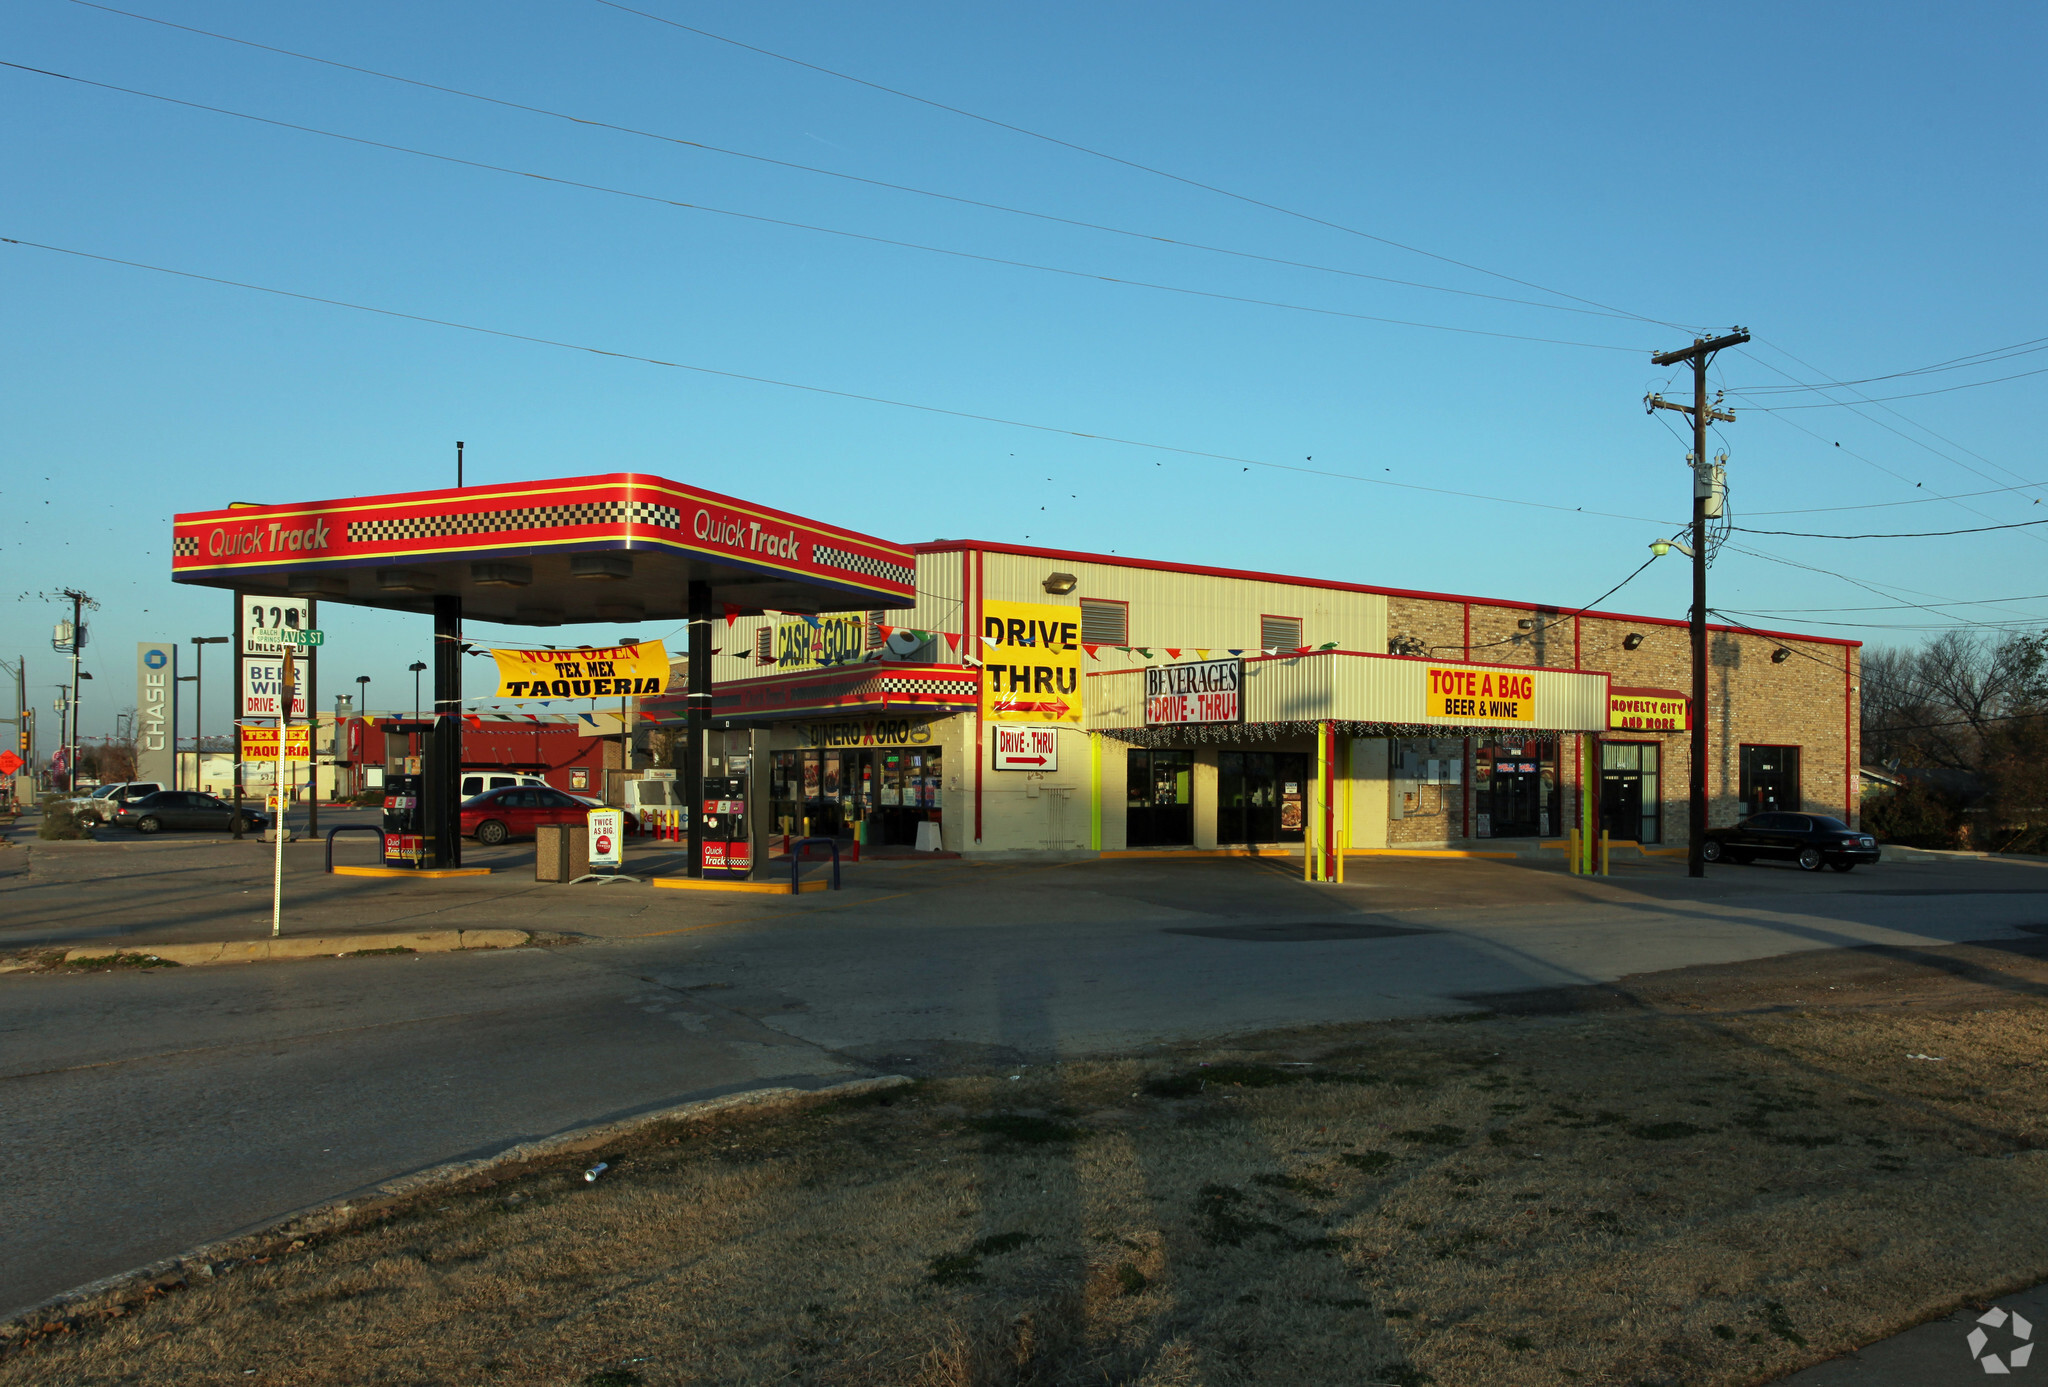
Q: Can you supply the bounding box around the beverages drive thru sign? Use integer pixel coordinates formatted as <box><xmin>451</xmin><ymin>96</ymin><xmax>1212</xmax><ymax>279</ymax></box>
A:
<box><xmin>992</xmin><ymin>725</ymin><xmax>1058</xmax><ymax>771</ymax></box>
<box><xmin>980</xmin><ymin>600</ymin><xmax>1082</xmax><ymax>725</ymax></box>
<box><xmin>1144</xmin><ymin>658</ymin><xmax>1243</xmax><ymax>726</ymax></box>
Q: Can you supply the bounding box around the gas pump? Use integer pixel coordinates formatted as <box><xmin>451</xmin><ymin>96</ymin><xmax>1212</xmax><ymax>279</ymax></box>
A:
<box><xmin>701</xmin><ymin>773</ymin><xmax>750</xmax><ymax>877</ymax></box>
<box><xmin>382</xmin><ymin>773</ymin><xmax>424</xmax><ymax>867</ymax></box>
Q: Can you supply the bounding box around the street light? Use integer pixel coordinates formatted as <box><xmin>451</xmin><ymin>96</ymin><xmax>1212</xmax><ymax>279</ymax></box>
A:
<box><xmin>408</xmin><ymin>661</ymin><xmax>426</xmax><ymax>719</ymax></box>
<box><xmin>190</xmin><ymin>636</ymin><xmax>229</xmax><ymax>795</ymax></box>
<box><xmin>1648</xmin><ymin>537</ymin><xmax>1695</xmax><ymax>559</ymax></box>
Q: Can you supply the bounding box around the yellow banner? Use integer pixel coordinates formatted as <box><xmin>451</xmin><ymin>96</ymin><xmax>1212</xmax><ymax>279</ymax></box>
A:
<box><xmin>240</xmin><ymin>725</ymin><xmax>310</xmax><ymax>762</ymax></box>
<box><xmin>980</xmin><ymin>600</ymin><xmax>1082</xmax><ymax>724</ymax></box>
<box><xmin>1425</xmin><ymin>666</ymin><xmax>1536</xmax><ymax>723</ymax></box>
<box><xmin>492</xmin><ymin>641</ymin><xmax>670</xmax><ymax>699</ymax></box>
<box><xmin>1609</xmin><ymin>693</ymin><xmax>1689</xmax><ymax>731</ymax></box>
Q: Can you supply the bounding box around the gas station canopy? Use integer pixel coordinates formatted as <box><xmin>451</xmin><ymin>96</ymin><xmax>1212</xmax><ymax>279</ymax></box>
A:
<box><xmin>170</xmin><ymin>473</ymin><xmax>915</xmax><ymax>622</ymax></box>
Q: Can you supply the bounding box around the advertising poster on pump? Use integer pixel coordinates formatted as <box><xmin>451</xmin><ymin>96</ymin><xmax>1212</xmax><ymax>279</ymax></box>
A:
<box><xmin>1144</xmin><ymin>658</ymin><xmax>1244</xmax><ymax>726</ymax></box>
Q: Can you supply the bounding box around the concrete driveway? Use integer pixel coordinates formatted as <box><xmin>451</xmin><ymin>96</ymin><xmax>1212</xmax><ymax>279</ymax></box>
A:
<box><xmin>5</xmin><ymin>822</ymin><xmax>2047</xmax><ymax>1319</ymax></box>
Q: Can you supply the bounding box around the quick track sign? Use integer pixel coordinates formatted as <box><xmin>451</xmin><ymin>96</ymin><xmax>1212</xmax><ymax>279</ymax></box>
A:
<box><xmin>992</xmin><ymin>725</ymin><xmax>1058</xmax><ymax>771</ymax></box>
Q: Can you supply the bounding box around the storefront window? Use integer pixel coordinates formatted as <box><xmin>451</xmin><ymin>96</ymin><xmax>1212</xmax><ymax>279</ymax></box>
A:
<box><xmin>1474</xmin><ymin>738</ymin><xmax>1556</xmax><ymax>839</ymax></box>
<box><xmin>1599</xmin><ymin>742</ymin><xmax>1661</xmax><ymax>845</ymax></box>
<box><xmin>1740</xmin><ymin>745</ymin><xmax>1801</xmax><ymax>815</ymax></box>
<box><xmin>773</xmin><ymin>745</ymin><xmax>945</xmax><ymax>845</ymax></box>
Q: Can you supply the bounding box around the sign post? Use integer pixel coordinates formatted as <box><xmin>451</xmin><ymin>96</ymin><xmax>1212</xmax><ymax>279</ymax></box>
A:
<box><xmin>271</xmin><ymin>647</ymin><xmax>294</xmax><ymax>937</ymax></box>
<box><xmin>573</xmin><ymin>806</ymin><xmax>636</xmax><ymax>885</ymax></box>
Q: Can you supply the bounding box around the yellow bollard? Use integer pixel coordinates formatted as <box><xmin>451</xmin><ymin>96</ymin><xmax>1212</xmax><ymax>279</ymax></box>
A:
<box><xmin>1567</xmin><ymin>826</ymin><xmax>1580</xmax><ymax>874</ymax></box>
<box><xmin>1600</xmin><ymin>829</ymin><xmax>1611</xmax><ymax>876</ymax></box>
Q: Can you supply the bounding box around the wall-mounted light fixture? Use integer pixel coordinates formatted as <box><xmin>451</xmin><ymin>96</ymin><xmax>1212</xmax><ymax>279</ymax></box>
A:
<box><xmin>1042</xmin><ymin>572</ymin><xmax>1078</xmax><ymax>595</ymax></box>
<box><xmin>1515</xmin><ymin>617</ymin><xmax>1535</xmax><ymax>630</ymax></box>
<box><xmin>1622</xmin><ymin>633</ymin><xmax>1645</xmax><ymax>650</ymax></box>
<box><xmin>1771</xmin><ymin>648</ymin><xmax>1791</xmax><ymax>664</ymax></box>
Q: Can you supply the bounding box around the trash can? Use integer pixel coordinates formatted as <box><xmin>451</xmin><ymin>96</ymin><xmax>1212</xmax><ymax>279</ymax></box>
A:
<box><xmin>536</xmin><ymin>823</ymin><xmax>590</xmax><ymax>882</ymax></box>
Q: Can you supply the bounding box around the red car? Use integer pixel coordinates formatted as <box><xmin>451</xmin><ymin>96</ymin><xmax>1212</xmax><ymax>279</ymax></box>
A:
<box><xmin>460</xmin><ymin>785</ymin><xmax>636</xmax><ymax>845</ymax></box>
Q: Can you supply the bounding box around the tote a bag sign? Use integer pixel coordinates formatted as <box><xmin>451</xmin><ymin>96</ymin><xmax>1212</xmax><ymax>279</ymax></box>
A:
<box><xmin>1425</xmin><ymin>667</ymin><xmax>1536</xmax><ymax>723</ymax></box>
<box><xmin>491</xmin><ymin>641</ymin><xmax>669</xmax><ymax>699</ymax></box>
<box><xmin>241</xmin><ymin>659</ymin><xmax>309</xmax><ymax>718</ymax></box>
<box><xmin>980</xmin><ymin>600</ymin><xmax>1082</xmax><ymax>725</ymax></box>
<box><xmin>1144</xmin><ymin>658</ymin><xmax>1244</xmax><ymax>726</ymax></box>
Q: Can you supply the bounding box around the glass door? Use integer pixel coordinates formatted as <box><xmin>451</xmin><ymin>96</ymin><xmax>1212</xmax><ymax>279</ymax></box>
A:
<box><xmin>1125</xmin><ymin>749</ymin><xmax>1193</xmax><ymax>846</ymax></box>
<box><xmin>1216</xmin><ymin>751</ymin><xmax>1306</xmax><ymax>844</ymax></box>
<box><xmin>1599</xmin><ymin>743</ymin><xmax>1661</xmax><ymax>844</ymax></box>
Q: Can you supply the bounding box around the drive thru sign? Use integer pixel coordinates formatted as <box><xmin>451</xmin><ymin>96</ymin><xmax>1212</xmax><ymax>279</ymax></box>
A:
<box><xmin>992</xmin><ymin>725</ymin><xmax>1058</xmax><ymax>771</ymax></box>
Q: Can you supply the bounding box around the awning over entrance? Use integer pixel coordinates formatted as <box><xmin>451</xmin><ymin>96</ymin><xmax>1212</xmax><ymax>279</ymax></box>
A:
<box><xmin>170</xmin><ymin>473</ymin><xmax>915</xmax><ymax>620</ymax></box>
<box><xmin>701</xmin><ymin>663</ymin><xmax>980</xmax><ymax>723</ymax></box>
<box><xmin>1086</xmin><ymin>650</ymin><xmax>1609</xmax><ymax>743</ymax></box>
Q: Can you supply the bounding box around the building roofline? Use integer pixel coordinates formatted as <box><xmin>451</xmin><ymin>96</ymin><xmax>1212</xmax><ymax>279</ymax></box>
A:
<box><xmin>913</xmin><ymin>539</ymin><xmax>1862</xmax><ymax>651</ymax></box>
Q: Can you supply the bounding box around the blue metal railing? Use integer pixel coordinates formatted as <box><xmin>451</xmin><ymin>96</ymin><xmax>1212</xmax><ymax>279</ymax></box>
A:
<box><xmin>788</xmin><ymin>836</ymin><xmax>841</xmax><ymax>893</ymax></box>
<box><xmin>325</xmin><ymin>825</ymin><xmax>386</xmax><ymax>874</ymax></box>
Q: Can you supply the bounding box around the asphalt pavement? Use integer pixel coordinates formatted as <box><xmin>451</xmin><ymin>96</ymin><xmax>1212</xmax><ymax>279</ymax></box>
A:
<box><xmin>5</xmin><ymin>812</ymin><xmax>2048</xmax><ymax>1325</ymax></box>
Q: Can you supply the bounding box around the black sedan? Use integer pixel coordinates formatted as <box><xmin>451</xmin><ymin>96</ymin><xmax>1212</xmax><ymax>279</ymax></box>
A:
<box><xmin>1701</xmin><ymin>812</ymin><xmax>1880</xmax><ymax>872</ymax></box>
<box><xmin>109</xmin><ymin>791</ymin><xmax>269</xmax><ymax>834</ymax></box>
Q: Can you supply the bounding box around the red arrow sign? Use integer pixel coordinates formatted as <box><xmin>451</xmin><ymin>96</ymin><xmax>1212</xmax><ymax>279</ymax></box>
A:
<box><xmin>992</xmin><ymin>697</ymin><xmax>1070</xmax><ymax>716</ymax></box>
<box><xmin>0</xmin><ymin>751</ymin><xmax>20</xmax><ymax>776</ymax></box>
<box><xmin>1007</xmin><ymin>755</ymin><xmax>1048</xmax><ymax>766</ymax></box>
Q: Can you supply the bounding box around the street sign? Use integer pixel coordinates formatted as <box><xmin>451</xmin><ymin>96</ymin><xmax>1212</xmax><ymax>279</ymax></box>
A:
<box><xmin>992</xmin><ymin>725</ymin><xmax>1059</xmax><ymax>771</ymax></box>
<box><xmin>0</xmin><ymin>751</ymin><xmax>21</xmax><ymax>776</ymax></box>
<box><xmin>588</xmin><ymin>808</ymin><xmax>624</xmax><ymax>868</ymax></box>
<box><xmin>249</xmin><ymin>627</ymin><xmax>324</xmax><ymax>648</ymax></box>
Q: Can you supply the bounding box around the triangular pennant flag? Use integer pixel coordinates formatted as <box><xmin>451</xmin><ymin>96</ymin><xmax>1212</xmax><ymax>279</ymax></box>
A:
<box><xmin>463</xmin><ymin>714</ymin><xmax>483</xmax><ymax>729</ymax></box>
<box><xmin>1115</xmin><ymin>645</ymin><xmax>1131</xmax><ymax>653</ymax></box>
<box><xmin>362</xmin><ymin>715</ymin><xmax>377</xmax><ymax>728</ymax></box>
<box><xmin>1165</xmin><ymin>648</ymin><xmax>1182</xmax><ymax>659</ymax></box>
<box><xmin>1294</xmin><ymin>646</ymin><xmax>1312</xmax><ymax>656</ymax></box>
<box><xmin>803</xmin><ymin>614</ymin><xmax>822</xmax><ymax>629</ymax></box>
<box><xmin>723</xmin><ymin>603</ymin><xmax>741</xmax><ymax>627</ymax></box>
<box><xmin>1083</xmin><ymin>644</ymin><xmax>1100</xmax><ymax>659</ymax></box>
<box><xmin>877</xmin><ymin>624</ymin><xmax>895</xmax><ymax>640</ymax></box>
<box><xmin>1318</xmin><ymin>641</ymin><xmax>1338</xmax><ymax>650</ymax></box>
<box><xmin>580</xmin><ymin>713</ymin><xmax>600</xmax><ymax>726</ymax></box>
<box><xmin>1196</xmin><ymin>649</ymin><xmax>1210</xmax><ymax>659</ymax></box>
<box><xmin>1136</xmin><ymin>648</ymin><xmax>1154</xmax><ymax>658</ymax></box>
<box><xmin>981</xmin><ymin>635</ymin><xmax>1000</xmax><ymax>646</ymax></box>
<box><xmin>1226</xmin><ymin>649</ymin><xmax>1243</xmax><ymax>657</ymax></box>
<box><xmin>945</xmin><ymin>631</ymin><xmax>962</xmax><ymax>652</ymax></box>
<box><xmin>1263</xmin><ymin>648</ymin><xmax>1279</xmax><ymax>656</ymax></box>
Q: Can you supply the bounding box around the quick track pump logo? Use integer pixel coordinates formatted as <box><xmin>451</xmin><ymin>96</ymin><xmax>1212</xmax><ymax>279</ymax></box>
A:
<box><xmin>1969</xmin><ymin>1305</ymin><xmax>2034</xmax><ymax>1374</ymax></box>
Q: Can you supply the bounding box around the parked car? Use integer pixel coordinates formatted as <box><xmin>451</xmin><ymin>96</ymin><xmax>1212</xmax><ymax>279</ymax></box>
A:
<box><xmin>67</xmin><ymin>781</ymin><xmax>165</xmax><ymax>823</ymax></box>
<box><xmin>109</xmin><ymin>790</ymin><xmax>269</xmax><ymax>834</ymax></box>
<box><xmin>460</xmin><ymin>785</ymin><xmax>636</xmax><ymax>845</ymax></box>
<box><xmin>1701</xmin><ymin>813</ymin><xmax>1880</xmax><ymax>872</ymax></box>
<box><xmin>460</xmin><ymin>771</ymin><xmax>606</xmax><ymax>810</ymax></box>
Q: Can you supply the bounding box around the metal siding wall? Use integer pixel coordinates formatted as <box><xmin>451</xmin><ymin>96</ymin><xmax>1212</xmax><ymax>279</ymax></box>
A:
<box><xmin>977</xmin><ymin>552</ymin><xmax>1387</xmax><ymax>654</ymax></box>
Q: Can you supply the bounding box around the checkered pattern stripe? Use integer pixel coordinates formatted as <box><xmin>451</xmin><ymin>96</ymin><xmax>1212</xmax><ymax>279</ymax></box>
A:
<box><xmin>344</xmin><ymin>501</ymin><xmax>681</xmax><ymax>546</ymax></box>
<box><xmin>172</xmin><ymin>536</ymin><xmax>199</xmax><ymax>557</ymax></box>
<box><xmin>877</xmin><ymin>676</ymin><xmax>978</xmax><ymax>697</ymax></box>
<box><xmin>813</xmin><ymin>544</ymin><xmax>915</xmax><ymax>588</ymax></box>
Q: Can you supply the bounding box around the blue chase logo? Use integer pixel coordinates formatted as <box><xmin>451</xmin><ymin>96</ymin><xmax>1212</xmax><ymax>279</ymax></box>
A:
<box><xmin>144</xmin><ymin>649</ymin><xmax>168</xmax><ymax>669</ymax></box>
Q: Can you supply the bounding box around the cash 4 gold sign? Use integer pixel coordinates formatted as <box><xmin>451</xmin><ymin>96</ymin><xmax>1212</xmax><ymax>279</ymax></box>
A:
<box><xmin>1144</xmin><ymin>658</ymin><xmax>1243</xmax><ymax>726</ymax></box>
<box><xmin>1427</xmin><ymin>666</ymin><xmax>1536</xmax><ymax>723</ymax></box>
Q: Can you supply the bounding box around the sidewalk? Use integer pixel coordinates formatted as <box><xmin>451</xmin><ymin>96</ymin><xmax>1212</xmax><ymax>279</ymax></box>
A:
<box><xmin>1774</xmin><ymin>1279</ymin><xmax>2048</xmax><ymax>1383</ymax></box>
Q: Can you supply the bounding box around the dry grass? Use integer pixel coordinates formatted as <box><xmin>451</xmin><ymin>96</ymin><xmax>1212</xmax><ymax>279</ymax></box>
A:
<box><xmin>8</xmin><ymin>937</ymin><xmax>2048</xmax><ymax>1387</ymax></box>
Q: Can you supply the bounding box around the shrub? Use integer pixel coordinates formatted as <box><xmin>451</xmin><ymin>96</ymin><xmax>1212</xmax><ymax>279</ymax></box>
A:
<box><xmin>38</xmin><ymin>799</ymin><xmax>90</xmax><ymax>840</ymax></box>
<box><xmin>1862</xmin><ymin>779</ymin><xmax>1963</xmax><ymax>849</ymax></box>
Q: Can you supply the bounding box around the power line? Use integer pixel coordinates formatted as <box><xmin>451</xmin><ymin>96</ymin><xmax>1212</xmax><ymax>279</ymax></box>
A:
<box><xmin>1729</xmin><ymin>335</ymin><xmax>2048</xmax><ymax>393</ymax></box>
<box><xmin>2</xmin><ymin>62</ymin><xmax>1649</xmax><ymax>354</ymax></box>
<box><xmin>1742</xmin><ymin>479</ymin><xmax>2048</xmax><ymax>517</ymax></box>
<box><xmin>58</xmin><ymin>0</ymin><xmax>1652</xmax><ymax>326</ymax></box>
<box><xmin>1735</xmin><ymin>517</ymin><xmax>2048</xmax><ymax>540</ymax></box>
<box><xmin>1732</xmin><ymin>362</ymin><xmax>2048</xmax><ymax>409</ymax></box>
<box><xmin>2</xmin><ymin>235</ymin><xmax>1695</xmax><ymax>530</ymax></box>
<box><xmin>585</xmin><ymin>0</ymin><xmax>1699</xmax><ymax>332</ymax></box>
<box><xmin>1725</xmin><ymin>594</ymin><xmax>2048</xmax><ymax>615</ymax></box>
<box><xmin>1431</xmin><ymin>556</ymin><xmax>1658</xmax><ymax>654</ymax></box>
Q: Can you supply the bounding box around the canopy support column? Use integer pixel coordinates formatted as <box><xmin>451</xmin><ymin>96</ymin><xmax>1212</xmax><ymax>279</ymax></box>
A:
<box><xmin>683</xmin><ymin>580</ymin><xmax>711</xmax><ymax>879</ymax></box>
<box><xmin>429</xmin><ymin>596</ymin><xmax>462</xmax><ymax>868</ymax></box>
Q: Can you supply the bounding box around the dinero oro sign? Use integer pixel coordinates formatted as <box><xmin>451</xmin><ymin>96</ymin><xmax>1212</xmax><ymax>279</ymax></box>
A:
<box><xmin>1144</xmin><ymin>658</ymin><xmax>1243</xmax><ymax>726</ymax></box>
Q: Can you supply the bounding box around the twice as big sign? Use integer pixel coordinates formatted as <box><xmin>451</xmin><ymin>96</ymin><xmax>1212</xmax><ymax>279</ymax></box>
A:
<box><xmin>1144</xmin><ymin>658</ymin><xmax>1243</xmax><ymax>726</ymax></box>
<box><xmin>1426</xmin><ymin>666</ymin><xmax>1536</xmax><ymax>723</ymax></box>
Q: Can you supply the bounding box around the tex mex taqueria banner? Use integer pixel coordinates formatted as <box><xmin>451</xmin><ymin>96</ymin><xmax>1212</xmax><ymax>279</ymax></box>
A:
<box><xmin>491</xmin><ymin>642</ymin><xmax>670</xmax><ymax>699</ymax></box>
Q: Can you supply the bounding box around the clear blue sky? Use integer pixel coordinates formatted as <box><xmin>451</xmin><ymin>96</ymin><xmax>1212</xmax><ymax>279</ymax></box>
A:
<box><xmin>5</xmin><ymin>0</ymin><xmax>2044</xmax><ymax>740</ymax></box>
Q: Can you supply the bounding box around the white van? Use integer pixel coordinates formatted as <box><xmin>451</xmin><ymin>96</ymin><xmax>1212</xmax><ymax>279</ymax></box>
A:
<box><xmin>459</xmin><ymin>772</ymin><xmax>603</xmax><ymax>807</ymax></box>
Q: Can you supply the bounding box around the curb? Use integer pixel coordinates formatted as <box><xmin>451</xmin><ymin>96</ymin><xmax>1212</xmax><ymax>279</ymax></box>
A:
<box><xmin>1</xmin><ymin>1073</ymin><xmax>910</xmax><ymax>1334</ymax></box>
<box><xmin>59</xmin><ymin>929</ymin><xmax>530</xmax><ymax>967</ymax></box>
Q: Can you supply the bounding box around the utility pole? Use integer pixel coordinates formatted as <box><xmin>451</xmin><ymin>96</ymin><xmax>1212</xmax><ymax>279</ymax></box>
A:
<box><xmin>54</xmin><ymin>589</ymin><xmax>95</xmax><ymax>793</ymax></box>
<box><xmin>1648</xmin><ymin>328</ymin><xmax>1749</xmax><ymax>879</ymax></box>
